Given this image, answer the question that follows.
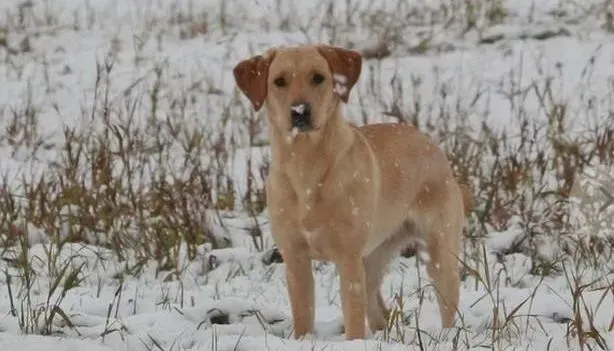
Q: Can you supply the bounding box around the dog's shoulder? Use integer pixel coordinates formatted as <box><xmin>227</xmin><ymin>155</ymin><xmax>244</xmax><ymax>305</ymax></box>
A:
<box><xmin>356</xmin><ymin>121</ymin><xmax>417</xmax><ymax>135</ymax></box>
<box><xmin>354</xmin><ymin>122</ymin><xmax>423</xmax><ymax>148</ymax></box>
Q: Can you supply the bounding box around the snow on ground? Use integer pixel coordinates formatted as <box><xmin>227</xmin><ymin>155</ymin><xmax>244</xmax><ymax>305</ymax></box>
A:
<box><xmin>1</xmin><ymin>0</ymin><xmax>614</xmax><ymax>350</ymax></box>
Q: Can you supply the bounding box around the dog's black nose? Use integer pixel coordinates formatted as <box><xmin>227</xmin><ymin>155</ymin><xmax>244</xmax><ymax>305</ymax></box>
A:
<box><xmin>291</xmin><ymin>102</ymin><xmax>312</xmax><ymax>131</ymax></box>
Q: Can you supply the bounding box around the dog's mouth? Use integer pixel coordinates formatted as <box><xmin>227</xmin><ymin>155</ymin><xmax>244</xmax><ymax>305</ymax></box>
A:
<box><xmin>289</xmin><ymin>125</ymin><xmax>321</xmax><ymax>136</ymax></box>
<box><xmin>285</xmin><ymin>125</ymin><xmax>321</xmax><ymax>144</ymax></box>
<box><xmin>290</xmin><ymin>124</ymin><xmax>316</xmax><ymax>133</ymax></box>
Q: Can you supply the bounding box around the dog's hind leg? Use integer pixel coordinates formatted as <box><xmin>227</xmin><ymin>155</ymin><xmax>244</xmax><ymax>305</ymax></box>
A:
<box><xmin>421</xmin><ymin>198</ymin><xmax>463</xmax><ymax>328</ymax></box>
<box><xmin>363</xmin><ymin>221</ymin><xmax>419</xmax><ymax>333</ymax></box>
<box><xmin>363</xmin><ymin>250</ymin><xmax>390</xmax><ymax>333</ymax></box>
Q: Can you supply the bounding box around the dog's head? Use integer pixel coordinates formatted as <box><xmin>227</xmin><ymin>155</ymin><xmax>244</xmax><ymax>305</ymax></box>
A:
<box><xmin>233</xmin><ymin>45</ymin><xmax>362</xmax><ymax>134</ymax></box>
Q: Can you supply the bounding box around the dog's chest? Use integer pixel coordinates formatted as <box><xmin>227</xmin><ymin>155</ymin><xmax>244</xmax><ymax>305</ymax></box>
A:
<box><xmin>300</xmin><ymin>226</ymin><xmax>335</xmax><ymax>261</ymax></box>
<box><xmin>295</xmin><ymin>188</ymin><xmax>342</xmax><ymax>261</ymax></box>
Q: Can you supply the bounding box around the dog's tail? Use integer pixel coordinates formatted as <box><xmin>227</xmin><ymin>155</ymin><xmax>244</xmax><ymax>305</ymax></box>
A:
<box><xmin>458</xmin><ymin>183</ymin><xmax>474</xmax><ymax>216</ymax></box>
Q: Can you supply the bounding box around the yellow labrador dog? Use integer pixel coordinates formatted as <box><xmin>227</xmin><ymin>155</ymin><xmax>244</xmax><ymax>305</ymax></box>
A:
<box><xmin>233</xmin><ymin>44</ymin><xmax>473</xmax><ymax>340</ymax></box>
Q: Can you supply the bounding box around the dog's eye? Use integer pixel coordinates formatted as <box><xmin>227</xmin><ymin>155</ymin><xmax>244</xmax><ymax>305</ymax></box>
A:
<box><xmin>312</xmin><ymin>73</ymin><xmax>325</xmax><ymax>85</ymax></box>
<box><xmin>273</xmin><ymin>77</ymin><xmax>287</xmax><ymax>88</ymax></box>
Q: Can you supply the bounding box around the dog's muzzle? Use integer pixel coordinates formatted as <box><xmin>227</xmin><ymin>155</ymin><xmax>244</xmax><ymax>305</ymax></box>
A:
<box><xmin>290</xmin><ymin>101</ymin><xmax>313</xmax><ymax>132</ymax></box>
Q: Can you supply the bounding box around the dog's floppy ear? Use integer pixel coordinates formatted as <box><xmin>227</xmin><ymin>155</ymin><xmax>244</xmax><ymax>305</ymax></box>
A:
<box><xmin>316</xmin><ymin>45</ymin><xmax>362</xmax><ymax>103</ymax></box>
<box><xmin>233</xmin><ymin>51</ymin><xmax>276</xmax><ymax>111</ymax></box>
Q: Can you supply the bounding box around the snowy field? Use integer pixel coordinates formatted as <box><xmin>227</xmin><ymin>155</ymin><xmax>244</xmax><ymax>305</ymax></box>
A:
<box><xmin>1</xmin><ymin>0</ymin><xmax>614</xmax><ymax>350</ymax></box>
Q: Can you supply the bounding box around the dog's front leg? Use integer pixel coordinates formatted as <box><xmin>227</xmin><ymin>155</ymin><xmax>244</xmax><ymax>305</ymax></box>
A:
<box><xmin>283</xmin><ymin>249</ymin><xmax>315</xmax><ymax>339</ymax></box>
<box><xmin>338</xmin><ymin>254</ymin><xmax>367</xmax><ymax>340</ymax></box>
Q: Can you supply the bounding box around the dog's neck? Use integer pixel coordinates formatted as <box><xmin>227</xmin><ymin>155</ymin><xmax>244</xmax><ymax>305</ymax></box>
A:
<box><xmin>266</xmin><ymin>106</ymin><xmax>355</xmax><ymax>195</ymax></box>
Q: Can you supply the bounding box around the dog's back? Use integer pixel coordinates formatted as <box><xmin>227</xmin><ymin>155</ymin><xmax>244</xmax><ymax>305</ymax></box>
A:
<box><xmin>353</xmin><ymin>122</ymin><xmax>461</xmax><ymax>231</ymax></box>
